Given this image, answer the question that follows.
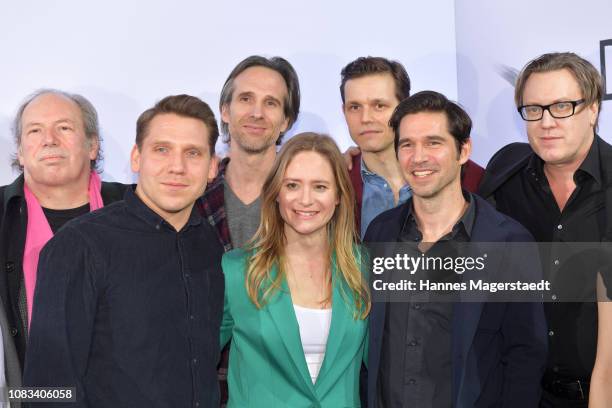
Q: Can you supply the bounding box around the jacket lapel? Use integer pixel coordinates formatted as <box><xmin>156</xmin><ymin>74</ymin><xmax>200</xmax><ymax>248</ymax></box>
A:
<box><xmin>452</xmin><ymin>198</ymin><xmax>489</xmax><ymax>405</ymax></box>
<box><xmin>266</xmin><ymin>269</ymin><xmax>316</xmax><ymax>394</ymax></box>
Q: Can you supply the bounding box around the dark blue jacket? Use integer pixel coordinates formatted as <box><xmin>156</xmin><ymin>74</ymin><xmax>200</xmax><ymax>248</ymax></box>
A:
<box><xmin>365</xmin><ymin>194</ymin><xmax>547</xmax><ymax>408</ymax></box>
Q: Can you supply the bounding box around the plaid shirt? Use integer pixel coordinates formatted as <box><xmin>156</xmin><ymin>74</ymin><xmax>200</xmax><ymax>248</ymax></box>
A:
<box><xmin>198</xmin><ymin>157</ymin><xmax>233</xmax><ymax>253</ymax></box>
<box><xmin>198</xmin><ymin>157</ymin><xmax>234</xmax><ymax>406</ymax></box>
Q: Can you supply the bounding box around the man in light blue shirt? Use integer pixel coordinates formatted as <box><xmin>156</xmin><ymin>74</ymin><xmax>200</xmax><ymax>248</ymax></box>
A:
<box><xmin>359</xmin><ymin>161</ymin><xmax>412</xmax><ymax>238</ymax></box>
<box><xmin>341</xmin><ymin>57</ymin><xmax>412</xmax><ymax>237</ymax></box>
<box><xmin>342</xmin><ymin>57</ymin><xmax>485</xmax><ymax>237</ymax></box>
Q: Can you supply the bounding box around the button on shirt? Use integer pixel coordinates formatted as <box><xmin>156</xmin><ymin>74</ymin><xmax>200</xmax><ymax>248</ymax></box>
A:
<box><xmin>24</xmin><ymin>188</ymin><xmax>225</xmax><ymax>408</ymax></box>
<box><xmin>360</xmin><ymin>159</ymin><xmax>411</xmax><ymax>238</ymax></box>
<box><xmin>378</xmin><ymin>193</ymin><xmax>474</xmax><ymax>408</ymax></box>
<box><xmin>492</xmin><ymin>137</ymin><xmax>605</xmax><ymax>380</ymax></box>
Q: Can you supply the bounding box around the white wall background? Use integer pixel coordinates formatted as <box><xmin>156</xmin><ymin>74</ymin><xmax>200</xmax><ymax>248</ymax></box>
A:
<box><xmin>455</xmin><ymin>0</ymin><xmax>612</xmax><ymax>165</ymax></box>
<box><xmin>3</xmin><ymin>1</ymin><xmax>610</xmax><ymax>186</ymax></box>
<box><xmin>0</xmin><ymin>0</ymin><xmax>458</xmax><ymax>185</ymax></box>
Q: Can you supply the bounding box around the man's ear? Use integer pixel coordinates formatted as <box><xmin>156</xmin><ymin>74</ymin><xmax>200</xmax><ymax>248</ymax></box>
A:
<box><xmin>130</xmin><ymin>144</ymin><xmax>141</xmax><ymax>173</ymax></box>
<box><xmin>88</xmin><ymin>136</ymin><xmax>100</xmax><ymax>161</ymax></box>
<box><xmin>207</xmin><ymin>155</ymin><xmax>219</xmax><ymax>181</ymax></box>
<box><xmin>279</xmin><ymin>115</ymin><xmax>290</xmax><ymax>134</ymax></box>
<box><xmin>221</xmin><ymin>104</ymin><xmax>230</xmax><ymax>126</ymax></box>
<box><xmin>588</xmin><ymin>102</ymin><xmax>599</xmax><ymax>128</ymax></box>
<box><xmin>458</xmin><ymin>137</ymin><xmax>472</xmax><ymax>165</ymax></box>
<box><xmin>17</xmin><ymin>145</ymin><xmax>24</xmax><ymax>167</ymax></box>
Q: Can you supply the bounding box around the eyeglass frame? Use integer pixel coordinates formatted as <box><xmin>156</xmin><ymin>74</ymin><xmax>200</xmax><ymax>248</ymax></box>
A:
<box><xmin>517</xmin><ymin>99</ymin><xmax>586</xmax><ymax>121</ymax></box>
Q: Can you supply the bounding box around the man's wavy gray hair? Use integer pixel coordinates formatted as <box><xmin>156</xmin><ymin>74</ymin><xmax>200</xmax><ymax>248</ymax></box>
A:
<box><xmin>11</xmin><ymin>88</ymin><xmax>103</xmax><ymax>172</ymax></box>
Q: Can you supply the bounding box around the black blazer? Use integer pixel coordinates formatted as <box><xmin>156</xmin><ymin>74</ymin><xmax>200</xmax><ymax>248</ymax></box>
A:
<box><xmin>365</xmin><ymin>194</ymin><xmax>548</xmax><ymax>407</ymax></box>
<box><xmin>479</xmin><ymin>136</ymin><xmax>612</xmax><ymax>243</ymax></box>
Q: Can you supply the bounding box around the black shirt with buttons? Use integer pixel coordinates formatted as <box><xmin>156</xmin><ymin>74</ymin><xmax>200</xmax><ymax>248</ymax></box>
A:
<box><xmin>23</xmin><ymin>187</ymin><xmax>224</xmax><ymax>408</ymax></box>
<box><xmin>377</xmin><ymin>192</ymin><xmax>474</xmax><ymax>408</ymax></box>
<box><xmin>492</xmin><ymin>137</ymin><xmax>605</xmax><ymax>380</ymax></box>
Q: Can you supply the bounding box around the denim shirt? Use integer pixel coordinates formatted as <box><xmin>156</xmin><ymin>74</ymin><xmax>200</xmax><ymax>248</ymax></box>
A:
<box><xmin>360</xmin><ymin>158</ymin><xmax>411</xmax><ymax>238</ymax></box>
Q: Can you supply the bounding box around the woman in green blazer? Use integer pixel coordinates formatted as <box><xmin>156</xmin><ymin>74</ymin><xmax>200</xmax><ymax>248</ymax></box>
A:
<box><xmin>221</xmin><ymin>133</ymin><xmax>370</xmax><ymax>407</ymax></box>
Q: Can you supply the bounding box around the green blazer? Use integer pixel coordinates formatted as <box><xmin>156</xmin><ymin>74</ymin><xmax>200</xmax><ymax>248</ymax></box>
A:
<box><xmin>221</xmin><ymin>248</ymin><xmax>368</xmax><ymax>408</ymax></box>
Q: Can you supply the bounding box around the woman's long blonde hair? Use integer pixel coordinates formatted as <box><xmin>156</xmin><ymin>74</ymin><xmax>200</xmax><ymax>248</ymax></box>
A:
<box><xmin>246</xmin><ymin>132</ymin><xmax>370</xmax><ymax>319</ymax></box>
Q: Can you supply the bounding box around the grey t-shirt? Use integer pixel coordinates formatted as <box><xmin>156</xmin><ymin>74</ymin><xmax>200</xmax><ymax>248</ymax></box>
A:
<box><xmin>223</xmin><ymin>179</ymin><xmax>262</xmax><ymax>249</ymax></box>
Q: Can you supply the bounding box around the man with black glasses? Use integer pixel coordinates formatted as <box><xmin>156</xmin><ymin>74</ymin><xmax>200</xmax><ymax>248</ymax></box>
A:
<box><xmin>479</xmin><ymin>52</ymin><xmax>612</xmax><ymax>407</ymax></box>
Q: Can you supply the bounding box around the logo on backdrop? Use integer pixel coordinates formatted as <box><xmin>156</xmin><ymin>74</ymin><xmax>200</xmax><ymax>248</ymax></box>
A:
<box><xmin>496</xmin><ymin>64</ymin><xmax>519</xmax><ymax>87</ymax></box>
<box><xmin>601</xmin><ymin>39</ymin><xmax>612</xmax><ymax>101</ymax></box>
<box><xmin>496</xmin><ymin>42</ymin><xmax>612</xmax><ymax>102</ymax></box>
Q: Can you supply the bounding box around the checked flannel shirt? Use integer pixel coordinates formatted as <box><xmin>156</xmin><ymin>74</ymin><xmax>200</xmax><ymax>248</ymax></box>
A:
<box><xmin>198</xmin><ymin>157</ymin><xmax>233</xmax><ymax>253</ymax></box>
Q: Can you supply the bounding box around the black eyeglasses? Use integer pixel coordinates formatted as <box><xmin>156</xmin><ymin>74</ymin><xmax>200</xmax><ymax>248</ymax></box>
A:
<box><xmin>518</xmin><ymin>99</ymin><xmax>585</xmax><ymax>121</ymax></box>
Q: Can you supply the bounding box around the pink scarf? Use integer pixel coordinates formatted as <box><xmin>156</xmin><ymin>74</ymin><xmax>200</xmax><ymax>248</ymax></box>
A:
<box><xmin>23</xmin><ymin>172</ymin><xmax>104</xmax><ymax>328</ymax></box>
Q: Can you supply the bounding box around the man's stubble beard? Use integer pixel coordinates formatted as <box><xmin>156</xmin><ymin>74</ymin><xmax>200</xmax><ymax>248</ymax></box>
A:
<box><xmin>230</xmin><ymin>127</ymin><xmax>281</xmax><ymax>155</ymax></box>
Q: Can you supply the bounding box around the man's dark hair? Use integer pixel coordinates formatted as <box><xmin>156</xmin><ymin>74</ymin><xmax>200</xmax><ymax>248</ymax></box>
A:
<box><xmin>219</xmin><ymin>55</ymin><xmax>301</xmax><ymax>145</ymax></box>
<box><xmin>340</xmin><ymin>56</ymin><xmax>411</xmax><ymax>104</ymax></box>
<box><xmin>389</xmin><ymin>91</ymin><xmax>471</xmax><ymax>154</ymax></box>
<box><xmin>136</xmin><ymin>94</ymin><xmax>219</xmax><ymax>154</ymax></box>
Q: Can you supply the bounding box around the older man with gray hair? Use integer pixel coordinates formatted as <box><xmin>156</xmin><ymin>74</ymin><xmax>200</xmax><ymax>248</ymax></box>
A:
<box><xmin>0</xmin><ymin>89</ymin><xmax>127</xmax><ymax>369</ymax></box>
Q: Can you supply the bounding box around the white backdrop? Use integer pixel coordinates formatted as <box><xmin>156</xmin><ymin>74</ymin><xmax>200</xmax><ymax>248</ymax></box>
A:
<box><xmin>0</xmin><ymin>0</ymin><xmax>458</xmax><ymax>185</ymax></box>
<box><xmin>455</xmin><ymin>0</ymin><xmax>612</xmax><ymax>165</ymax></box>
<box><xmin>3</xmin><ymin>1</ymin><xmax>611</xmax><ymax>186</ymax></box>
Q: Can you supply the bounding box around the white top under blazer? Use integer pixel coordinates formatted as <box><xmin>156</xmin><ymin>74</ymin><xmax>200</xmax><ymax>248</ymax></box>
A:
<box><xmin>293</xmin><ymin>304</ymin><xmax>333</xmax><ymax>383</ymax></box>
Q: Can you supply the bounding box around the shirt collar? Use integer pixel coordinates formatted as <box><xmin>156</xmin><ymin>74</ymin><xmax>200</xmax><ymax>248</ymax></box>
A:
<box><xmin>460</xmin><ymin>191</ymin><xmax>476</xmax><ymax>237</ymax></box>
<box><xmin>218</xmin><ymin>157</ymin><xmax>230</xmax><ymax>177</ymax></box>
<box><xmin>360</xmin><ymin>157</ymin><xmax>377</xmax><ymax>179</ymax></box>
<box><xmin>526</xmin><ymin>136</ymin><xmax>602</xmax><ymax>188</ymax></box>
<box><xmin>578</xmin><ymin>136</ymin><xmax>602</xmax><ymax>187</ymax></box>
<box><xmin>360</xmin><ymin>157</ymin><xmax>412</xmax><ymax>193</ymax></box>
<box><xmin>2</xmin><ymin>174</ymin><xmax>25</xmax><ymax>213</ymax></box>
<box><xmin>207</xmin><ymin>157</ymin><xmax>230</xmax><ymax>191</ymax></box>
<box><xmin>400</xmin><ymin>190</ymin><xmax>475</xmax><ymax>241</ymax></box>
<box><xmin>4</xmin><ymin>174</ymin><xmax>24</xmax><ymax>198</ymax></box>
<box><xmin>125</xmin><ymin>186</ymin><xmax>202</xmax><ymax>232</ymax></box>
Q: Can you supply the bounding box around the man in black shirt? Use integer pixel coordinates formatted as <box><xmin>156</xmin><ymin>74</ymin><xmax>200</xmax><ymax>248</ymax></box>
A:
<box><xmin>366</xmin><ymin>91</ymin><xmax>547</xmax><ymax>407</ymax></box>
<box><xmin>23</xmin><ymin>95</ymin><xmax>223</xmax><ymax>408</ymax></box>
<box><xmin>0</xmin><ymin>90</ymin><xmax>126</xmax><ymax>372</ymax></box>
<box><xmin>479</xmin><ymin>52</ymin><xmax>611</xmax><ymax>406</ymax></box>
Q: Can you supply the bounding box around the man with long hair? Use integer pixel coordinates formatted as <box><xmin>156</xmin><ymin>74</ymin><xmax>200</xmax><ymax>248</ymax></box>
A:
<box><xmin>199</xmin><ymin>55</ymin><xmax>301</xmax><ymax>405</ymax></box>
<box><xmin>200</xmin><ymin>55</ymin><xmax>300</xmax><ymax>251</ymax></box>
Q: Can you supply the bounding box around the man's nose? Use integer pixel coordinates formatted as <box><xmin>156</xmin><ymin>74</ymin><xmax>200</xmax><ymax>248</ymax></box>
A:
<box><xmin>360</xmin><ymin>106</ymin><xmax>373</xmax><ymax>123</ymax></box>
<box><xmin>42</xmin><ymin>128</ymin><xmax>59</xmax><ymax>146</ymax></box>
<box><xmin>168</xmin><ymin>151</ymin><xmax>186</xmax><ymax>173</ymax></box>
<box><xmin>540</xmin><ymin>109</ymin><xmax>557</xmax><ymax>128</ymax></box>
